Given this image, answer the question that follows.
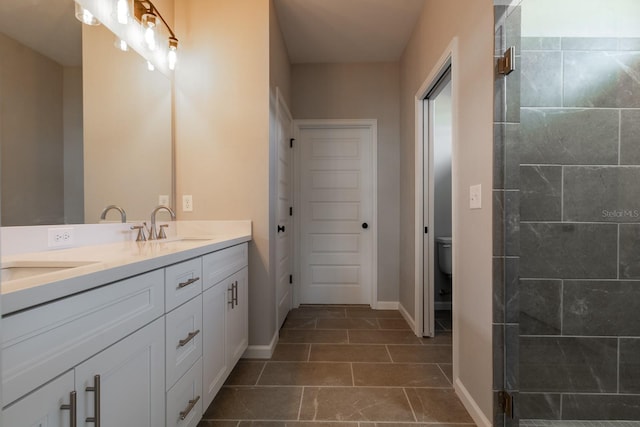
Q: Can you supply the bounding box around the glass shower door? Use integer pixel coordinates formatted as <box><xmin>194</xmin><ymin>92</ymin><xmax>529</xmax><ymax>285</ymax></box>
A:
<box><xmin>495</xmin><ymin>0</ymin><xmax>640</xmax><ymax>424</ymax></box>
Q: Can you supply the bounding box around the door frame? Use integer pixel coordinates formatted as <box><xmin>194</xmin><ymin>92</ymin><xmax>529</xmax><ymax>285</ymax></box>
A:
<box><xmin>293</xmin><ymin>119</ymin><xmax>378</xmax><ymax>308</ymax></box>
<box><xmin>274</xmin><ymin>87</ymin><xmax>294</xmax><ymax>330</ymax></box>
<box><xmin>414</xmin><ymin>38</ymin><xmax>459</xmax><ymax>339</ymax></box>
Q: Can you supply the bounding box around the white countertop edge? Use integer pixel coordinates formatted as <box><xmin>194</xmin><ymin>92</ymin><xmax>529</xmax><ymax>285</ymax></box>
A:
<box><xmin>2</xmin><ymin>234</ymin><xmax>251</xmax><ymax>316</ymax></box>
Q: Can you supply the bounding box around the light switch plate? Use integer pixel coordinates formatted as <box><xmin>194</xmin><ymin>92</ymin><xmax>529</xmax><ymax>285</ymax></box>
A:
<box><xmin>470</xmin><ymin>184</ymin><xmax>482</xmax><ymax>209</ymax></box>
<box><xmin>159</xmin><ymin>195</ymin><xmax>169</xmax><ymax>206</ymax></box>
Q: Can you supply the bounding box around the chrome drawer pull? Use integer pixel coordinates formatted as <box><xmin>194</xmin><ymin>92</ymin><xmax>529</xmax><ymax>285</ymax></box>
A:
<box><xmin>179</xmin><ymin>395</ymin><xmax>201</xmax><ymax>420</ymax></box>
<box><xmin>178</xmin><ymin>329</ymin><xmax>200</xmax><ymax>347</ymax></box>
<box><xmin>60</xmin><ymin>390</ymin><xmax>77</xmax><ymax>427</ymax></box>
<box><xmin>85</xmin><ymin>375</ymin><xmax>101</xmax><ymax>426</ymax></box>
<box><xmin>177</xmin><ymin>277</ymin><xmax>200</xmax><ymax>289</ymax></box>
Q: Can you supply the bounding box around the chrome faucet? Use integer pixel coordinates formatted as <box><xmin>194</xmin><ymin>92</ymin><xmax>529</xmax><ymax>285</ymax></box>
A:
<box><xmin>99</xmin><ymin>205</ymin><xmax>127</xmax><ymax>223</ymax></box>
<box><xmin>148</xmin><ymin>205</ymin><xmax>176</xmax><ymax>240</ymax></box>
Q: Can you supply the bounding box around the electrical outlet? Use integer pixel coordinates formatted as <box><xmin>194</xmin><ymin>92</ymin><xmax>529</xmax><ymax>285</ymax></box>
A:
<box><xmin>182</xmin><ymin>195</ymin><xmax>193</xmax><ymax>212</ymax></box>
<box><xmin>159</xmin><ymin>195</ymin><xmax>170</xmax><ymax>206</ymax></box>
<box><xmin>48</xmin><ymin>227</ymin><xmax>74</xmax><ymax>248</ymax></box>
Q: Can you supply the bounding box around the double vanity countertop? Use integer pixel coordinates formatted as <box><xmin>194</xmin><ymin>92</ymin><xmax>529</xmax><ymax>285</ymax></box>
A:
<box><xmin>1</xmin><ymin>221</ymin><xmax>252</xmax><ymax>315</ymax></box>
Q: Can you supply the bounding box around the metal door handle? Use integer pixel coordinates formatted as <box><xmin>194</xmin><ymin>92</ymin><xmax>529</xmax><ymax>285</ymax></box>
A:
<box><xmin>277</xmin><ymin>225</ymin><xmax>285</xmax><ymax>233</ymax></box>
<box><xmin>177</xmin><ymin>277</ymin><xmax>200</xmax><ymax>289</ymax></box>
<box><xmin>362</xmin><ymin>222</ymin><xmax>369</xmax><ymax>229</ymax></box>
<box><xmin>178</xmin><ymin>329</ymin><xmax>201</xmax><ymax>347</ymax></box>
<box><xmin>85</xmin><ymin>375</ymin><xmax>100</xmax><ymax>426</ymax></box>
<box><xmin>179</xmin><ymin>395</ymin><xmax>201</xmax><ymax>420</ymax></box>
<box><xmin>60</xmin><ymin>390</ymin><xmax>77</xmax><ymax>427</ymax></box>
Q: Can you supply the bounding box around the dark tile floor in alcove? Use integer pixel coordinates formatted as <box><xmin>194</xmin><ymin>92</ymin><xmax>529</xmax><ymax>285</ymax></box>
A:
<box><xmin>198</xmin><ymin>306</ymin><xmax>474</xmax><ymax>427</ymax></box>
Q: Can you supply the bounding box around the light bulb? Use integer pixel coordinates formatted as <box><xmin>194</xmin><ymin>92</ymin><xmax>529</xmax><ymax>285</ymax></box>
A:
<box><xmin>115</xmin><ymin>38</ymin><xmax>129</xmax><ymax>52</ymax></box>
<box><xmin>168</xmin><ymin>49</ymin><xmax>177</xmax><ymax>70</ymax></box>
<box><xmin>117</xmin><ymin>0</ymin><xmax>128</xmax><ymax>24</ymax></box>
<box><xmin>75</xmin><ymin>3</ymin><xmax>99</xmax><ymax>25</ymax></box>
<box><xmin>147</xmin><ymin>61</ymin><xmax>155</xmax><ymax>71</ymax></box>
<box><xmin>145</xmin><ymin>27</ymin><xmax>156</xmax><ymax>51</ymax></box>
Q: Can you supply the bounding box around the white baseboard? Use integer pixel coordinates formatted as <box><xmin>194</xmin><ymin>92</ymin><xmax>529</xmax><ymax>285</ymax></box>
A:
<box><xmin>398</xmin><ymin>302</ymin><xmax>417</xmax><ymax>334</ymax></box>
<box><xmin>454</xmin><ymin>378</ymin><xmax>492</xmax><ymax>427</ymax></box>
<box><xmin>376</xmin><ymin>301</ymin><xmax>399</xmax><ymax>310</ymax></box>
<box><xmin>242</xmin><ymin>330</ymin><xmax>279</xmax><ymax>359</ymax></box>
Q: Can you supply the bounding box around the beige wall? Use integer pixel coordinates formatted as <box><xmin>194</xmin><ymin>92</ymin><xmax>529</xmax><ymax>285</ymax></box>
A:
<box><xmin>291</xmin><ymin>62</ymin><xmax>400</xmax><ymax>303</ymax></box>
<box><xmin>399</xmin><ymin>0</ymin><xmax>494</xmax><ymax>422</ymax></box>
<box><xmin>269</xmin><ymin>0</ymin><xmax>291</xmax><ymax>107</ymax></box>
<box><xmin>175</xmin><ymin>0</ymin><xmax>274</xmax><ymax>346</ymax></box>
<box><xmin>0</xmin><ymin>33</ymin><xmax>64</xmax><ymax>226</ymax></box>
<box><xmin>83</xmin><ymin>24</ymin><xmax>172</xmax><ymax>223</ymax></box>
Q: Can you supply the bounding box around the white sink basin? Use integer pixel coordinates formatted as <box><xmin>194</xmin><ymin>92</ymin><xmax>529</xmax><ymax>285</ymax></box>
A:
<box><xmin>1</xmin><ymin>261</ymin><xmax>98</xmax><ymax>282</ymax></box>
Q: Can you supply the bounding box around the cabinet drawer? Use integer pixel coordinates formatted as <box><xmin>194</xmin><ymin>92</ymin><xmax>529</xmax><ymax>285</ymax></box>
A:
<box><xmin>166</xmin><ymin>295</ymin><xmax>202</xmax><ymax>390</ymax></box>
<box><xmin>202</xmin><ymin>243</ymin><xmax>248</xmax><ymax>291</ymax></box>
<box><xmin>166</xmin><ymin>257</ymin><xmax>202</xmax><ymax>312</ymax></box>
<box><xmin>2</xmin><ymin>270</ymin><xmax>165</xmax><ymax>406</ymax></box>
<box><xmin>166</xmin><ymin>357</ymin><xmax>203</xmax><ymax>427</ymax></box>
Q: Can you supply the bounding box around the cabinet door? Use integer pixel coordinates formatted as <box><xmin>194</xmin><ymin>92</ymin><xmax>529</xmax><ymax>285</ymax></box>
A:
<box><xmin>75</xmin><ymin>318</ymin><xmax>165</xmax><ymax>427</ymax></box>
<box><xmin>202</xmin><ymin>280</ymin><xmax>228</xmax><ymax>410</ymax></box>
<box><xmin>2</xmin><ymin>370</ymin><xmax>74</xmax><ymax>427</ymax></box>
<box><xmin>226</xmin><ymin>267</ymin><xmax>248</xmax><ymax>368</ymax></box>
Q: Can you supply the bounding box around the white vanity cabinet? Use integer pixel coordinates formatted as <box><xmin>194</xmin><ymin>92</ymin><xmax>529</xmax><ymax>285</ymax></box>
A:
<box><xmin>1</xmin><ymin>240</ymin><xmax>250</xmax><ymax>427</ymax></box>
<box><xmin>202</xmin><ymin>244</ymin><xmax>249</xmax><ymax>409</ymax></box>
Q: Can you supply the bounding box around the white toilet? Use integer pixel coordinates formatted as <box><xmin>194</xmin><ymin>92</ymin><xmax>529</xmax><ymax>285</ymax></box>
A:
<box><xmin>436</xmin><ymin>237</ymin><xmax>452</xmax><ymax>277</ymax></box>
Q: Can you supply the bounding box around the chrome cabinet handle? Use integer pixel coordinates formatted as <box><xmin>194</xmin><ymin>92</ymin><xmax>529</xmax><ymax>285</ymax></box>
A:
<box><xmin>177</xmin><ymin>277</ymin><xmax>200</xmax><ymax>289</ymax></box>
<box><xmin>228</xmin><ymin>284</ymin><xmax>234</xmax><ymax>308</ymax></box>
<box><xmin>179</xmin><ymin>395</ymin><xmax>201</xmax><ymax>420</ymax></box>
<box><xmin>178</xmin><ymin>329</ymin><xmax>200</xmax><ymax>347</ymax></box>
<box><xmin>85</xmin><ymin>375</ymin><xmax>101</xmax><ymax>426</ymax></box>
<box><xmin>233</xmin><ymin>281</ymin><xmax>238</xmax><ymax>306</ymax></box>
<box><xmin>60</xmin><ymin>390</ymin><xmax>77</xmax><ymax>427</ymax></box>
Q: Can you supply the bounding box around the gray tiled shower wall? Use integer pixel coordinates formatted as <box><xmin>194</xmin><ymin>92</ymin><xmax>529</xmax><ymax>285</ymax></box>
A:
<box><xmin>518</xmin><ymin>37</ymin><xmax>640</xmax><ymax>420</ymax></box>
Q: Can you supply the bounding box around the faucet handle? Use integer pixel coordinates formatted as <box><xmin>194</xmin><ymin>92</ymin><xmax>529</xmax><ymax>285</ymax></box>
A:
<box><xmin>130</xmin><ymin>225</ymin><xmax>147</xmax><ymax>242</ymax></box>
<box><xmin>158</xmin><ymin>224</ymin><xmax>169</xmax><ymax>239</ymax></box>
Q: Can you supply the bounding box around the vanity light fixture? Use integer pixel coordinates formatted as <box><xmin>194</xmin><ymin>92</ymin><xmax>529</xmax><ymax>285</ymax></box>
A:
<box><xmin>133</xmin><ymin>0</ymin><xmax>179</xmax><ymax>69</ymax></box>
<box><xmin>75</xmin><ymin>2</ymin><xmax>100</xmax><ymax>26</ymax></box>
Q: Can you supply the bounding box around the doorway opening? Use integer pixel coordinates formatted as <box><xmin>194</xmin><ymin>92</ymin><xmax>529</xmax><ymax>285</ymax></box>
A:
<box><xmin>423</xmin><ymin>70</ymin><xmax>453</xmax><ymax>337</ymax></box>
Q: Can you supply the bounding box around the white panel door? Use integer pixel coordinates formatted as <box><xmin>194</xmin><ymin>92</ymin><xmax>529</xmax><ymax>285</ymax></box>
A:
<box><xmin>275</xmin><ymin>90</ymin><xmax>293</xmax><ymax>329</ymax></box>
<box><xmin>297</xmin><ymin>123</ymin><xmax>375</xmax><ymax>304</ymax></box>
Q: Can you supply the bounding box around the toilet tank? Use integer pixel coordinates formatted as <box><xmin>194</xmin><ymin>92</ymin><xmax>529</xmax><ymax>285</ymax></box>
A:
<box><xmin>435</xmin><ymin>237</ymin><xmax>452</xmax><ymax>276</ymax></box>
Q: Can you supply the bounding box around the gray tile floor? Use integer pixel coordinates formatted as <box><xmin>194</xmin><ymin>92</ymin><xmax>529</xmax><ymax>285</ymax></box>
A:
<box><xmin>198</xmin><ymin>306</ymin><xmax>474</xmax><ymax>427</ymax></box>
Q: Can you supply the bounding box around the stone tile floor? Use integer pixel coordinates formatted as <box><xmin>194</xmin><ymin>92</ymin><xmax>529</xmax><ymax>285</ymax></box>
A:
<box><xmin>198</xmin><ymin>306</ymin><xmax>474</xmax><ymax>427</ymax></box>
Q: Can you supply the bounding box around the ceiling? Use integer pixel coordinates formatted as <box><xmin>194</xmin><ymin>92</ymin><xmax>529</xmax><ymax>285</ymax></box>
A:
<box><xmin>0</xmin><ymin>0</ymin><xmax>81</xmax><ymax>67</ymax></box>
<box><xmin>273</xmin><ymin>0</ymin><xmax>425</xmax><ymax>64</ymax></box>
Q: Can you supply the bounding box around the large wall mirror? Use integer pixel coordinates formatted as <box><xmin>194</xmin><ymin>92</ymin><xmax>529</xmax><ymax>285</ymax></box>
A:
<box><xmin>0</xmin><ymin>0</ymin><xmax>173</xmax><ymax>226</ymax></box>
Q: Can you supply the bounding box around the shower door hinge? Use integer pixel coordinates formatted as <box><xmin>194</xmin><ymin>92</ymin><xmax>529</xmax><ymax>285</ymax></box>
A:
<box><xmin>290</xmin><ymin>138</ymin><xmax>295</xmax><ymax>148</ymax></box>
<box><xmin>498</xmin><ymin>391</ymin><xmax>514</xmax><ymax>419</ymax></box>
<box><xmin>289</xmin><ymin>274</ymin><xmax>293</xmax><ymax>284</ymax></box>
<box><xmin>497</xmin><ymin>46</ymin><xmax>516</xmax><ymax>75</ymax></box>
<box><xmin>290</xmin><ymin>206</ymin><xmax>293</xmax><ymax>216</ymax></box>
